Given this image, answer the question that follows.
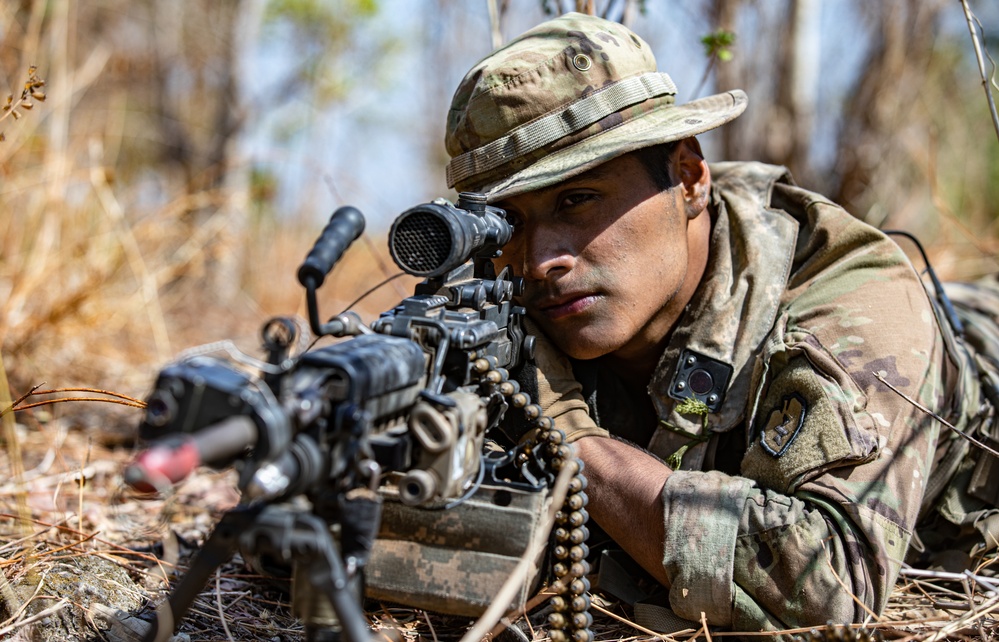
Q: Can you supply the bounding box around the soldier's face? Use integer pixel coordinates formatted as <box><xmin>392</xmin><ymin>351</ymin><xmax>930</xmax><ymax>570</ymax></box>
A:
<box><xmin>494</xmin><ymin>150</ymin><xmax>708</xmax><ymax>364</ymax></box>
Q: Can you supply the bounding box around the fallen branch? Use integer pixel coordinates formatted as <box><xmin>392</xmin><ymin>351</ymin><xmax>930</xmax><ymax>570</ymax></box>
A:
<box><xmin>1</xmin><ymin>385</ymin><xmax>146</xmax><ymax>417</ymax></box>
<box><xmin>874</xmin><ymin>372</ymin><xmax>999</xmax><ymax>459</ymax></box>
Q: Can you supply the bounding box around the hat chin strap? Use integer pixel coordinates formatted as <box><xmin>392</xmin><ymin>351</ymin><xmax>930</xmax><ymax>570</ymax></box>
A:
<box><xmin>447</xmin><ymin>71</ymin><xmax>677</xmax><ymax>189</ymax></box>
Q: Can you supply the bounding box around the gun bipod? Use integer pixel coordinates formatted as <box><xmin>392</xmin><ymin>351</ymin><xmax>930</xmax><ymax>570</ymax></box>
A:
<box><xmin>142</xmin><ymin>503</ymin><xmax>375</xmax><ymax>642</ymax></box>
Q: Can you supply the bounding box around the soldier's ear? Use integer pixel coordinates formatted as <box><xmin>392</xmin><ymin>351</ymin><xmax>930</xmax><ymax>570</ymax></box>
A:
<box><xmin>676</xmin><ymin>138</ymin><xmax>710</xmax><ymax>220</ymax></box>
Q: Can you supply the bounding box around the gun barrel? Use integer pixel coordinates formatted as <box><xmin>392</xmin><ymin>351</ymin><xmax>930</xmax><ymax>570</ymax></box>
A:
<box><xmin>125</xmin><ymin>415</ymin><xmax>258</xmax><ymax>492</ymax></box>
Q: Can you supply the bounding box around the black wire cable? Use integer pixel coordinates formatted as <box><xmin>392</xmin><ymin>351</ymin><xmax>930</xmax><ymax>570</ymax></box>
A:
<box><xmin>885</xmin><ymin>229</ymin><xmax>965</xmax><ymax>337</ymax></box>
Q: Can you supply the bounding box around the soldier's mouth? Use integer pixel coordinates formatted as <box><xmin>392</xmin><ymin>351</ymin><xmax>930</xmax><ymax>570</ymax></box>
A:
<box><xmin>538</xmin><ymin>293</ymin><xmax>601</xmax><ymax>320</ymax></box>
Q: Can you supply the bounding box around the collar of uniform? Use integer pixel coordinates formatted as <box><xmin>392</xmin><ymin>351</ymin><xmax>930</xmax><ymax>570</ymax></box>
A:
<box><xmin>646</xmin><ymin>162</ymin><xmax>799</xmax><ymax>465</ymax></box>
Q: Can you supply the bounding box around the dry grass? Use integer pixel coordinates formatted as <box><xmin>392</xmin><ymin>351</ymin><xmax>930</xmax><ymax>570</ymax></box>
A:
<box><xmin>0</xmin><ymin>415</ymin><xmax>995</xmax><ymax>641</ymax></box>
<box><xmin>1</xmin><ymin>7</ymin><xmax>998</xmax><ymax>639</ymax></box>
<box><xmin>0</xmin><ymin>91</ymin><xmax>997</xmax><ymax>642</ymax></box>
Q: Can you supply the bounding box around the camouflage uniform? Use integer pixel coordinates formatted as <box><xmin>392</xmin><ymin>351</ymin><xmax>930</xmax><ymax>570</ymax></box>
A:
<box><xmin>566</xmin><ymin>162</ymin><xmax>989</xmax><ymax>631</ymax></box>
<box><xmin>440</xmin><ymin>11</ymin><xmax>999</xmax><ymax>633</ymax></box>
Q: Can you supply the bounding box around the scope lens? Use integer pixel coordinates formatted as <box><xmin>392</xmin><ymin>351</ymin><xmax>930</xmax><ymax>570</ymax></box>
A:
<box><xmin>391</xmin><ymin>209</ymin><xmax>454</xmax><ymax>276</ymax></box>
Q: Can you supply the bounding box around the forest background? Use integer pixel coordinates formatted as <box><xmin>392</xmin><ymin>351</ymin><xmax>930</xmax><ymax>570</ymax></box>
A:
<box><xmin>0</xmin><ymin>0</ymin><xmax>998</xmax><ymax>638</ymax></box>
<box><xmin>2</xmin><ymin>0</ymin><xmax>999</xmax><ymax>403</ymax></box>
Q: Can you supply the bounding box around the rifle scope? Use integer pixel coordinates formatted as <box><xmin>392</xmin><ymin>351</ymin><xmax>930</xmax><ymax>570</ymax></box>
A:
<box><xmin>388</xmin><ymin>192</ymin><xmax>512</xmax><ymax>278</ymax></box>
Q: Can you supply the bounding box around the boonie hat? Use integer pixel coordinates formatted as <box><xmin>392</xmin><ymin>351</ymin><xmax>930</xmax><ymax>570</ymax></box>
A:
<box><xmin>445</xmin><ymin>12</ymin><xmax>747</xmax><ymax>200</ymax></box>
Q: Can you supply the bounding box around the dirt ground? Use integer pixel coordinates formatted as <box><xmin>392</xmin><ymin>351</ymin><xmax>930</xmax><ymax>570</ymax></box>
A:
<box><xmin>0</xmin><ymin>400</ymin><xmax>996</xmax><ymax>642</ymax></box>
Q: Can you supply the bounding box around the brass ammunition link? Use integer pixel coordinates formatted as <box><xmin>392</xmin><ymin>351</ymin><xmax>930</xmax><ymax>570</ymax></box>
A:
<box><xmin>474</xmin><ymin>357</ymin><xmax>594</xmax><ymax>642</ymax></box>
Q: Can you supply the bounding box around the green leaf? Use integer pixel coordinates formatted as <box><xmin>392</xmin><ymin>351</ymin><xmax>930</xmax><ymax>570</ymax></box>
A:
<box><xmin>700</xmin><ymin>29</ymin><xmax>736</xmax><ymax>63</ymax></box>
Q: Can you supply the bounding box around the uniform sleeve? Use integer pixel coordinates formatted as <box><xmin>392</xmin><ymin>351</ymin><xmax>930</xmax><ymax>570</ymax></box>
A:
<box><xmin>658</xmin><ymin>231</ymin><xmax>951</xmax><ymax>631</ymax></box>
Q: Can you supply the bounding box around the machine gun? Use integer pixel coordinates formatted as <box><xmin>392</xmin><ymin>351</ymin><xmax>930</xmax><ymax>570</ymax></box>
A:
<box><xmin>124</xmin><ymin>193</ymin><xmax>594</xmax><ymax>642</ymax></box>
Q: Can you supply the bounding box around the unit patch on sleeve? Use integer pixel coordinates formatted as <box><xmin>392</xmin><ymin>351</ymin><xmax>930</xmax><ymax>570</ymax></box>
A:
<box><xmin>760</xmin><ymin>392</ymin><xmax>807</xmax><ymax>457</ymax></box>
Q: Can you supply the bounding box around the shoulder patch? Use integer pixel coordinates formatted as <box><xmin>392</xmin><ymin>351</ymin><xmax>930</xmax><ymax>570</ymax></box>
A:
<box><xmin>760</xmin><ymin>392</ymin><xmax>807</xmax><ymax>457</ymax></box>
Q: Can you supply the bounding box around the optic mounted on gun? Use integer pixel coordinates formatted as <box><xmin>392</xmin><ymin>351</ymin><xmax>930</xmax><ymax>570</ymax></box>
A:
<box><xmin>124</xmin><ymin>191</ymin><xmax>552</xmax><ymax>642</ymax></box>
<box><xmin>388</xmin><ymin>192</ymin><xmax>512</xmax><ymax>278</ymax></box>
<box><xmin>299</xmin><ymin>192</ymin><xmax>517</xmax><ymax>340</ymax></box>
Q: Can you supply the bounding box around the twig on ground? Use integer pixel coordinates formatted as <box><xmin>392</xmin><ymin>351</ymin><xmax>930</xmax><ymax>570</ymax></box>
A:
<box><xmin>422</xmin><ymin>610</ymin><xmax>439</xmax><ymax>642</ymax></box>
<box><xmin>215</xmin><ymin>567</ymin><xmax>237</xmax><ymax>642</ymax></box>
<box><xmin>589</xmin><ymin>601</ymin><xmax>684</xmax><ymax>641</ymax></box>
<box><xmin>874</xmin><ymin>372</ymin><xmax>999</xmax><ymax>459</ymax></box>
<box><xmin>488</xmin><ymin>589</ymin><xmax>552</xmax><ymax>639</ymax></box>
<box><xmin>0</xmin><ymin>598</ymin><xmax>70</xmax><ymax>638</ymax></box>
<box><xmin>921</xmin><ymin>592</ymin><xmax>999</xmax><ymax>642</ymax></box>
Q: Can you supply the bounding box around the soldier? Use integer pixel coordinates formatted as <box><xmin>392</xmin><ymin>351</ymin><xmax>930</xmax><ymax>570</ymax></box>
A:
<box><xmin>444</xmin><ymin>11</ymin><xmax>999</xmax><ymax>633</ymax></box>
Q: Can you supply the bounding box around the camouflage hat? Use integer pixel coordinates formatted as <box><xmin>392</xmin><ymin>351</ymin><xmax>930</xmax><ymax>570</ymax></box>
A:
<box><xmin>445</xmin><ymin>12</ymin><xmax>747</xmax><ymax>200</ymax></box>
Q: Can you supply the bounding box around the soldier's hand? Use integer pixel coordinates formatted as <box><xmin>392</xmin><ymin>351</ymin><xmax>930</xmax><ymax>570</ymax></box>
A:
<box><xmin>528</xmin><ymin>320</ymin><xmax>609</xmax><ymax>443</ymax></box>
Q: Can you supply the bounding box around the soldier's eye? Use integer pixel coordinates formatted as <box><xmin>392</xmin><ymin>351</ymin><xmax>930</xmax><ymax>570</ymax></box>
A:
<box><xmin>561</xmin><ymin>192</ymin><xmax>596</xmax><ymax>209</ymax></box>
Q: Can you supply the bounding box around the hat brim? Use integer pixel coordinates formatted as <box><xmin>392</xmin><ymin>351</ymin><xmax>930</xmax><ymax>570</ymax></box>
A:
<box><xmin>479</xmin><ymin>89</ymin><xmax>748</xmax><ymax>201</ymax></box>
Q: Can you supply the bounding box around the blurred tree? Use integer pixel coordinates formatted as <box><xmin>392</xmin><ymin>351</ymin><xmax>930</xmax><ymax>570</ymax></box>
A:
<box><xmin>263</xmin><ymin>0</ymin><xmax>381</xmax><ymax>105</ymax></box>
<box><xmin>1</xmin><ymin>0</ymin><xmax>997</xmax><ymax>394</ymax></box>
<box><xmin>476</xmin><ymin>0</ymin><xmax>998</xmax><ymax>278</ymax></box>
<box><xmin>690</xmin><ymin>0</ymin><xmax>997</xmax><ymax>276</ymax></box>
<box><xmin>79</xmin><ymin>0</ymin><xmax>395</xmax><ymax>300</ymax></box>
<box><xmin>831</xmin><ymin>1</ymin><xmax>944</xmax><ymax>218</ymax></box>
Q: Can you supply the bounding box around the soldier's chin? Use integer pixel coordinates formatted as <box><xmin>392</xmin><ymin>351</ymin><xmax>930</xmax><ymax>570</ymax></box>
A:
<box><xmin>550</xmin><ymin>329</ymin><xmax>619</xmax><ymax>362</ymax></box>
<box><xmin>526</xmin><ymin>312</ymin><xmax>621</xmax><ymax>360</ymax></box>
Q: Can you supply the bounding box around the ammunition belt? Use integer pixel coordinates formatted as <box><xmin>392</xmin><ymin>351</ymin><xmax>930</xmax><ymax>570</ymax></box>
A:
<box><xmin>478</xmin><ymin>357</ymin><xmax>594</xmax><ymax>642</ymax></box>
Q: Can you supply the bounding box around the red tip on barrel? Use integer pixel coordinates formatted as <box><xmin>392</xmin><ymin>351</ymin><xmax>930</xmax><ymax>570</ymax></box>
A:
<box><xmin>124</xmin><ymin>440</ymin><xmax>201</xmax><ymax>493</ymax></box>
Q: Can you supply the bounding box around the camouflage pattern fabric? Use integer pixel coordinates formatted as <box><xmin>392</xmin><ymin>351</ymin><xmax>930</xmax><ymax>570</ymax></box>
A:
<box><xmin>916</xmin><ymin>276</ymin><xmax>999</xmax><ymax>562</ymax></box>
<box><xmin>438</xmin><ymin>10</ymin><xmax>998</xmax><ymax>632</ymax></box>
<box><xmin>444</xmin><ymin>12</ymin><xmax>746</xmax><ymax>201</ymax></box>
<box><xmin>366</xmin><ymin>483</ymin><xmax>551</xmax><ymax>616</ymax></box>
<box><xmin>567</xmin><ymin>161</ymin><xmax>986</xmax><ymax>632</ymax></box>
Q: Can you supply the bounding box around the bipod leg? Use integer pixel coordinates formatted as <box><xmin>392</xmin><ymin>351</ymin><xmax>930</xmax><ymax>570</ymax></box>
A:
<box><xmin>284</xmin><ymin>511</ymin><xmax>375</xmax><ymax>642</ymax></box>
<box><xmin>142</xmin><ymin>505</ymin><xmax>262</xmax><ymax>642</ymax></box>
